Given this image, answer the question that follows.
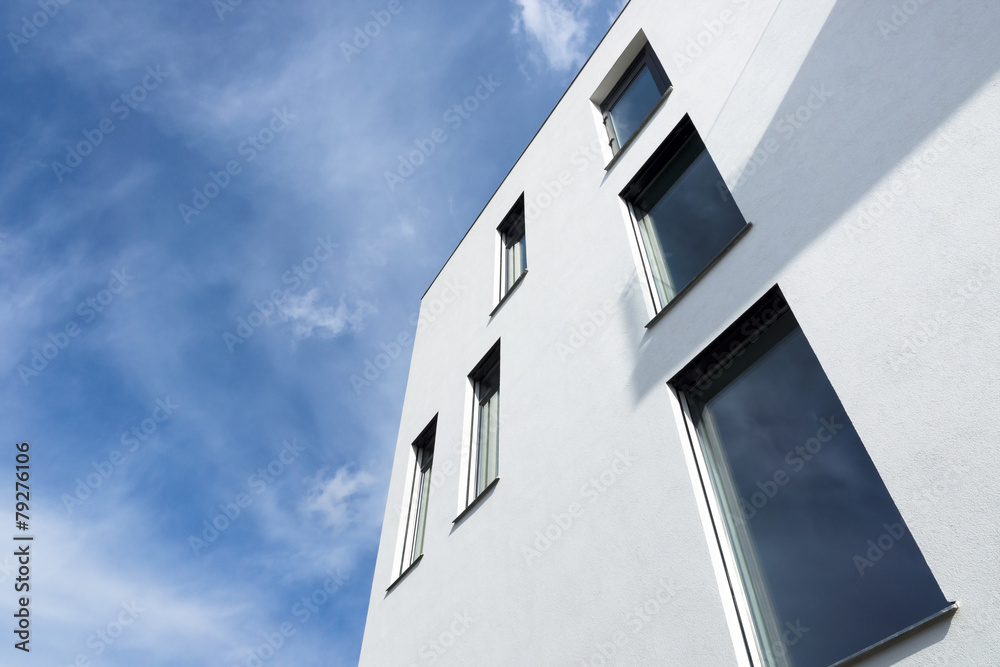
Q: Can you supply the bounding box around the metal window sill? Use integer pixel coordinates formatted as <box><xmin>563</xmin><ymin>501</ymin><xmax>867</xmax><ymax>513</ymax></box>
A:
<box><xmin>490</xmin><ymin>271</ymin><xmax>528</xmax><ymax>318</ymax></box>
<box><xmin>645</xmin><ymin>222</ymin><xmax>753</xmax><ymax>330</ymax></box>
<box><xmin>453</xmin><ymin>477</ymin><xmax>500</xmax><ymax>524</ymax></box>
<box><xmin>828</xmin><ymin>602</ymin><xmax>958</xmax><ymax>667</ymax></box>
<box><xmin>385</xmin><ymin>554</ymin><xmax>423</xmax><ymax>594</ymax></box>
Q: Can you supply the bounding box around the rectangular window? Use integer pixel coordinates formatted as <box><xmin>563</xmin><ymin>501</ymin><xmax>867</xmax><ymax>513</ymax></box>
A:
<box><xmin>601</xmin><ymin>45</ymin><xmax>671</xmax><ymax>153</ymax></box>
<box><xmin>398</xmin><ymin>417</ymin><xmax>436</xmax><ymax>576</ymax></box>
<box><xmin>497</xmin><ymin>196</ymin><xmax>527</xmax><ymax>300</ymax></box>
<box><xmin>623</xmin><ymin>116</ymin><xmax>749</xmax><ymax>313</ymax></box>
<box><xmin>466</xmin><ymin>342</ymin><xmax>500</xmax><ymax>507</ymax></box>
<box><xmin>672</xmin><ymin>288</ymin><xmax>951</xmax><ymax>667</ymax></box>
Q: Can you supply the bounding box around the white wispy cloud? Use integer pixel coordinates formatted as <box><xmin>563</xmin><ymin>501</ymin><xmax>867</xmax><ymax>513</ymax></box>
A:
<box><xmin>279</xmin><ymin>289</ymin><xmax>376</xmax><ymax>340</ymax></box>
<box><xmin>0</xmin><ymin>1</ymin><xmax>625</xmax><ymax>664</ymax></box>
<box><xmin>30</xmin><ymin>508</ymin><xmax>253</xmax><ymax>665</ymax></box>
<box><xmin>607</xmin><ymin>0</ymin><xmax>628</xmax><ymax>24</ymax></box>
<box><xmin>301</xmin><ymin>465</ymin><xmax>377</xmax><ymax>530</ymax></box>
<box><xmin>513</xmin><ymin>0</ymin><xmax>595</xmax><ymax>71</ymax></box>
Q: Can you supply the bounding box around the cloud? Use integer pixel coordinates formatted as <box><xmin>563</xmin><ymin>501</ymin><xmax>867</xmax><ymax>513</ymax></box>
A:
<box><xmin>513</xmin><ymin>0</ymin><xmax>595</xmax><ymax>71</ymax></box>
<box><xmin>301</xmin><ymin>466</ymin><xmax>377</xmax><ymax>530</ymax></box>
<box><xmin>0</xmin><ymin>1</ymin><xmax>627</xmax><ymax>664</ymax></box>
<box><xmin>28</xmin><ymin>508</ymin><xmax>252</xmax><ymax>665</ymax></box>
<box><xmin>607</xmin><ymin>0</ymin><xmax>628</xmax><ymax>24</ymax></box>
<box><xmin>279</xmin><ymin>289</ymin><xmax>376</xmax><ymax>340</ymax></box>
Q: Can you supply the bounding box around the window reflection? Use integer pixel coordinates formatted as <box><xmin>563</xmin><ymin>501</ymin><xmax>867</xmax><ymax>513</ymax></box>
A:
<box><xmin>601</xmin><ymin>46</ymin><xmax>670</xmax><ymax>153</ymax></box>
<box><xmin>633</xmin><ymin>133</ymin><xmax>747</xmax><ymax>305</ymax></box>
<box><xmin>609</xmin><ymin>65</ymin><xmax>662</xmax><ymax>147</ymax></box>
<box><xmin>684</xmin><ymin>306</ymin><xmax>948</xmax><ymax>667</ymax></box>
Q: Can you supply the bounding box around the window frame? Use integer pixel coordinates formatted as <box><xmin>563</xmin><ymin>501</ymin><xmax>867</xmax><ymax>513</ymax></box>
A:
<box><xmin>669</xmin><ymin>287</ymin><xmax>956</xmax><ymax>667</ymax></box>
<box><xmin>497</xmin><ymin>195</ymin><xmax>527</xmax><ymax>303</ymax></box>
<box><xmin>621</xmin><ymin>115</ymin><xmax>751</xmax><ymax>320</ymax></box>
<box><xmin>393</xmin><ymin>416</ymin><xmax>437</xmax><ymax>584</ymax></box>
<box><xmin>600</xmin><ymin>45</ymin><xmax>671</xmax><ymax>154</ymax></box>
<box><xmin>462</xmin><ymin>341</ymin><xmax>501</xmax><ymax>511</ymax></box>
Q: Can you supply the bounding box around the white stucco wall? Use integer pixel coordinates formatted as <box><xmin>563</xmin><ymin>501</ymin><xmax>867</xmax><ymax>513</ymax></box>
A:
<box><xmin>360</xmin><ymin>0</ymin><xmax>1000</xmax><ymax>665</ymax></box>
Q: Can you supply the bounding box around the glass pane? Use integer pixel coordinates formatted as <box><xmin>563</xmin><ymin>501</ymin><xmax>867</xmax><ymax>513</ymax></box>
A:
<box><xmin>479</xmin><ymin>363</ymin><xmax>500</xmax><ymax>401</ymax></box>
<box><xmin>477</xmin><ymin>397</ymin><xmax>490</xmax><ymax>494</ymax></box>
<box><xmin>486</xmin><ymin>390</ymin><xmax>499</xmax><ymax>482</ymax></box>
<box><xmin>505</xmin><ymin>242</ymin><xmax>517</xmax><ymax>291</ymax></box>
<box><xmin>636</xmin><ymin>135</ymin><xmax>746</xmax><ymax>304</ymax></box>
<box><xmin>506</xmin><ymin>236</ymin><xmax>525</xmax><ymax>291</ymax></box>
<box><xmin>688</xmin><ymin>312</ymin><xmax>948</xmax><ymax>667</ymax></box>
<box><xmin>401</xmin><ymin>462</ymin><xmax>420</xmax><ymax>570</ymax></box>
<box><xmin>411</xmin><ymin>466</ymin><xmax>431</xmax><ymax>561</ymax></box>
<box><xmin>608</xmin><ymin>64</ymin><xmax>662</xmax><ymax>147</ymax></box>
<box><xmin>476</xmin><ymin>388</ymin><xmax>500</xmax><ymax>495</ymax></box>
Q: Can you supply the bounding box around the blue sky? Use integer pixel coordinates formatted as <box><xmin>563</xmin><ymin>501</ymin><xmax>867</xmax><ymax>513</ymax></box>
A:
<box><xmin>0</xmin><ymin>0</ymin><xmax>625</xmax><ymax>664</ymax></box>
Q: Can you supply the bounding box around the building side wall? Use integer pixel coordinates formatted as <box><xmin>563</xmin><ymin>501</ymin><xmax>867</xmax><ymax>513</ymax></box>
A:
<box><xmin>361</xmin><ymin>0</ymin><xmax>1000</xmax><ymax>665</ymax></box>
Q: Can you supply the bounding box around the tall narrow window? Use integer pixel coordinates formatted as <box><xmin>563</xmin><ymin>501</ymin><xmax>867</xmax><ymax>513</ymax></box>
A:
<box><xmin>623</xmin><ymin>116</ymin><xmax>748</xmax><ymax>312</ymax></box>
<box><xmin>601</xmin><ymin>45</ymin><xmax>671</xmax><ymax>154</ymax></box>
<box><xmin>398</xmin><ymin>417</ymin><xmax>436</xmax><ymax>576</ymax></box>
<box><xmin>672</xmin><ymin>288</ymin><xmax>951</xmax><ymax>667</ymax></box>
<box><xmin>497</xmin><ymin>196</ymin><xmax>526</xmax><ymax>300</ymax></box>
<box><xmin>466</xmin><ymin>342</ymin><xmax>500</xmax><ymax>506</ymax></box>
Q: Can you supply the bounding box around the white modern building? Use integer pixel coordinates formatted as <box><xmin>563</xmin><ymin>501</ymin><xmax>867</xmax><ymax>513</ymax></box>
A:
<box><xmin>360</xmin><ymin>0</ymin><xmax>1000</xmax><ymax>665</ymax></box>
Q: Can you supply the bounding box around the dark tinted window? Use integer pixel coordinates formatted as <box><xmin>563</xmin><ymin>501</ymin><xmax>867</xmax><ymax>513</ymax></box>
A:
<box><xmin>676</xmin><ymin>293</ymin><xmax>949</xmax><ymax>667</ymax></box>
<box><xmin>608</xmin><ymin>65</ymin><xmax>662</xmax><ymax>148</ymax></box>
<box><xmin>602</xmin><ymin>46</ymin><xmax>670</xmax><ymax>152</ymax></box>
<box><xmin>624</xmin><ymin>119</ymin><xmax>747</xmax><ymax>308</ymax></box>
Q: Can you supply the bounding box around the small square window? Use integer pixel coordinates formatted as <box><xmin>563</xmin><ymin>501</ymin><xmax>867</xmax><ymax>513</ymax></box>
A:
<box><xmin>623</xmin><ymin>116</ymin><xmax>748</xmax><ymax>312</ymax></box>
<box><xmin>465</xmin><ymin>342</ymin><xmax>500</xmax><ymax>507</ymax></box>
<box><xmin>497</xmin><ymin>196</ymin><xmax>527</xmax><ymax>301</ymax></box>
<box><xmin>601</xmin><ymin>45</ymin><xmax>671</xmax><ymax>153</ymax></box>
<box><xmin>672</xmin><ymin>288</ymin><xmax>951</xmax><ymax>667</ymax></box>
<box><xmin>397</xmin><ymin>417</ymin><xmax>436</xmax><ymax>577</ymax></box>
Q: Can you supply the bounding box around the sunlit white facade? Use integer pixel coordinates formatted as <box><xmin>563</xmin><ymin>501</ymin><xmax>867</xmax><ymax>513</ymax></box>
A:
<box><xmin>360</xmin><ymin>1</ymin><xmax>1000</xmax><ymax>665</ymax></box>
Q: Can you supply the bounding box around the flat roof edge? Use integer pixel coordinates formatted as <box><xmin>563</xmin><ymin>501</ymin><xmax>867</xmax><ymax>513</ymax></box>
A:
<box><xmin>420</xmin><ymin>0</ymin><xmax>633</xmax><ymax>301</ymax></box>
